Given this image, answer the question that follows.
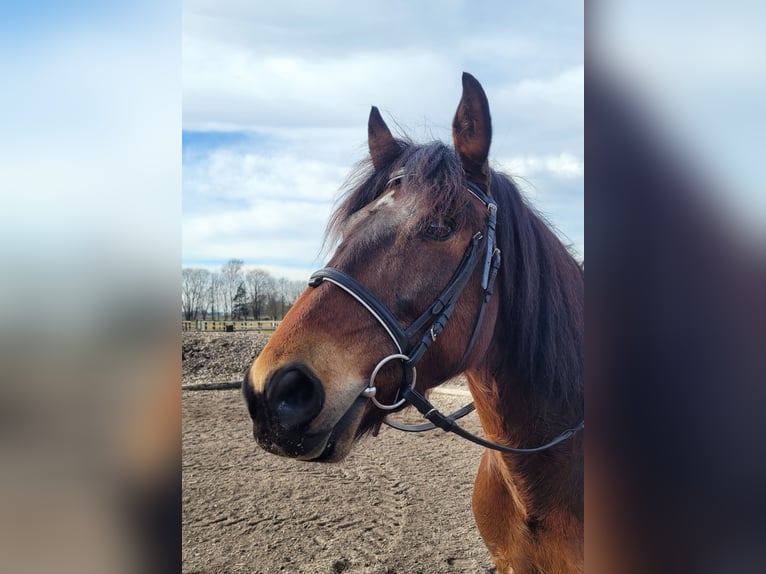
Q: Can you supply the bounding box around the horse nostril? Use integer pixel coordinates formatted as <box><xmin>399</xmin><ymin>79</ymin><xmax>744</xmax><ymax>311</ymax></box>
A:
<box><xmin>266</xmin><ymin>367</ymin><xmax>324</xmax><ymax>430</ymax></box>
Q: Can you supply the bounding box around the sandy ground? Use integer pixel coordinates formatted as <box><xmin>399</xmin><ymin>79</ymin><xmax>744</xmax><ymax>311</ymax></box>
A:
<box><xmin>182</xmin><ymin>334</ymin><xmax>496</xmax><ymax>573</ymax></box>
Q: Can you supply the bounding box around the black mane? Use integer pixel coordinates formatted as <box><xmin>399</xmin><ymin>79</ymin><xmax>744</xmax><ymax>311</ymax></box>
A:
<box><xmin>490</xmin><ymin>172</ymin><xmax>584</xmax><ymax>422</ymax></box>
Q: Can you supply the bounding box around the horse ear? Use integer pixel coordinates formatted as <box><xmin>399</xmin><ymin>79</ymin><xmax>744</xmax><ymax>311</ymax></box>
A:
<box><xmin>453</xmin><ymin>72</ymin><xmax>492</xmax><ymax>189</ymax></box>
<box><xmin>368</xmin><ymin>106</ymin><xmax>400</xmax><ymax>171</ymax></box>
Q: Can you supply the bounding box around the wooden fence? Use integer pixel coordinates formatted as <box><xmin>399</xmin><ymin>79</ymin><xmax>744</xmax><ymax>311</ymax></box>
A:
<box><xmin>182</xmin><ymin>320</ymin><xmax>281</xmax><ymax>332</ymax></box>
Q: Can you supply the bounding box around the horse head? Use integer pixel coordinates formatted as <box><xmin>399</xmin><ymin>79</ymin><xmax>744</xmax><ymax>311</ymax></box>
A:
<box><xmin>243</xmin><ymin>73</ymin><xmax>500</xmax><ymax>461</ymax></box>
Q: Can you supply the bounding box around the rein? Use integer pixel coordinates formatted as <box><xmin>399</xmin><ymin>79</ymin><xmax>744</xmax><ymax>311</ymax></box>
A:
<box><xmin>308</xmin><ymin>173</ymin><xmax>584</xmax><ymax>455</ymax></box>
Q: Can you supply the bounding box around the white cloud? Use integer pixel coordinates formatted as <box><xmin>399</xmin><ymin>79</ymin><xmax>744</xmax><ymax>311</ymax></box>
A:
<box><xmin>182</xmin><ymin>2</ymin><xmax>584</xmax><ymax>271</ymax></box>
<box><xmin>499</xmin><ymin>152</ymin><xmax>584</xmax><ymax>180</ymax></box>
<box><xmin>499</xmin><ymin>66</ymin><xmax>584</xmax><ymax>113</ymax></box>
<box><xmin>183</xmin><ymin>144</ymin><xmax>344</xmax><ymax>270</ymax></box>
<box><xmin>183</xmin><ymin>5</ymin><xmax>583</xmax><ymax>145</ymax></box>
<box><xmin>186</xmin><ymin>198</ymin><xmax>331</xmax><ymax>246</ymax></box>
<box><xmin>184</xmin><ymin>147</ymin><xmax>348</xmax><ymax>203</ymax></box>
<box><xmin>183</xmin><ymin>45</ymin><xmax>458</xmax><ymax>132</ymax></box>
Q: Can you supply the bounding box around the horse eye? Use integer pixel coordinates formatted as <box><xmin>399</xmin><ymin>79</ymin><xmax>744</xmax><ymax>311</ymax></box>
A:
<box><xmin>422</xmin><ymin>221</ymin><xmax>455</xmax><ymax>241</ymax></box>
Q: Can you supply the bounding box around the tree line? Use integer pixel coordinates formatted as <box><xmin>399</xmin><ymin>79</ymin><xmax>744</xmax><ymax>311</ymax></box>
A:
<box><xmin>182</xmin><ymin>259</ymin><xmax>306</xmax><ymax>321</ymax></box>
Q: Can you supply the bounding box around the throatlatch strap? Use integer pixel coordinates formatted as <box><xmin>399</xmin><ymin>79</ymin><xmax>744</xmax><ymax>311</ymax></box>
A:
<box><xmin>383</xmin><ymin>402</ymin><xmax>476</xmax><ymax>433</ymax></box>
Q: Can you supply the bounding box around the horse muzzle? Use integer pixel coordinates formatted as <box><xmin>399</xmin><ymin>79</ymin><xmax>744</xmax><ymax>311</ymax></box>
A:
<box><xmin>244</xmin><ymin>363</ymin><xmax>367</xmax><ymax>461</ymax></box>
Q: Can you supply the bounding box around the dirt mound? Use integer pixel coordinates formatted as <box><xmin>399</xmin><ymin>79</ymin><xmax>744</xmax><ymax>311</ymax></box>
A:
<box><xmin>182</xmin><ymin>331</ymin><xmax>270</xmax><ymax>385</ymax></box>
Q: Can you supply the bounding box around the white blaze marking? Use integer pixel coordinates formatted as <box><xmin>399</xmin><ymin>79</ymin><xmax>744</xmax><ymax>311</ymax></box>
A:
<box><xmin>341</xmin><ymin>188</ymin><xmax>413</xmax><ymax>241</ymax></box>
<box><xmin>374</xmin><ymin>189</ymin><xmax>396</xmax><ymax>208</ymax></box>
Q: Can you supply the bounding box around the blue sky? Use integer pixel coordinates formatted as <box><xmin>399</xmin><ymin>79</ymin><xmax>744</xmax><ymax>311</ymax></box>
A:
<box><xmin>183</xmin><ymin>1</ymin><xmax>584</xmax><ymax>280</ymax></box>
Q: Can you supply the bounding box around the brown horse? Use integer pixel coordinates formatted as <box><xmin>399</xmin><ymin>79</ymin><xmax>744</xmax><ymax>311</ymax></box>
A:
<box><xmin>243</xmin><ymin>73</ymin><xmax>584</xmax><ymax>574</ymax></box>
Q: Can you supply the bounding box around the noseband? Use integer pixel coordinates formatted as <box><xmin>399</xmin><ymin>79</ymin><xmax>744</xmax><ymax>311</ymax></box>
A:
<box><xmin>308</xmin><ymin>172</ymin><xmax>584</xmax><ymax>454</ymax></box>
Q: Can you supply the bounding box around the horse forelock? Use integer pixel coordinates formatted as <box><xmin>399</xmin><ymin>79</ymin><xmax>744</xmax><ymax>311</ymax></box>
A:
<box><xmin>324</xmin><ymin>140</ymin><xmax>476</xmax><ymax>252</ymax></box>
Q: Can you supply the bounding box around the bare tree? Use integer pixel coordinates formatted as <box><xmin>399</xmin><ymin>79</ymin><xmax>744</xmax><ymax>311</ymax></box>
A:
<box><xmin>267</xmin><ymin>287</ymin><xmax>279</xmax><ymax>320</ymax></box>
<box><xmin>208</xmin><ymin>272</ymin><xmax>225</xmax><ymax>320</ymax></box>
<box><xmin>245</xmin><ymin>268</ymin><xmax>273</xmax><ymax>320</ymax></box>
<box><xmin>181</xmin><ymin>268</ymin><xmax>195</xmax><ymax>320</ymax></box>
<box><xmin>221</xmin><ymin>259</ymin><xmax>244</xmax><ymax>320</ymax></box>
<box><xmin>232</xmin><ymin>283</ymin><xmax>249</xmax><ymax>319</ymax></box>
<box><xmin>277</xmin><ymin>277</ymin><xmax>288</xmax><ymax>318</ymax></box>
<box><xmin>182</xmin><ymin>268</ymin><xmax>210</xmax><ymax>320</ymax></box>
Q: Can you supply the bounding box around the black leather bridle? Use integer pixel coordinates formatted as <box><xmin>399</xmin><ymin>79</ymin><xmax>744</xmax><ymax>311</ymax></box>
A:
<box><xmin>308</xmin><ymin>171</ymin><xmax>584</xmax><ymax>454</ymax></box>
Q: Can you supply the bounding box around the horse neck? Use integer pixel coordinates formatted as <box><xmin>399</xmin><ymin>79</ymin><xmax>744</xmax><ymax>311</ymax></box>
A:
<box><xmin>464</xmin><ymin>238</ymin><xmax>584</xmax><ymax>517</ymax></box>
<box><xmin>466</xmin><ymin>366</ymin><xmax>584</xmax><ymax>520</ymax></box>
